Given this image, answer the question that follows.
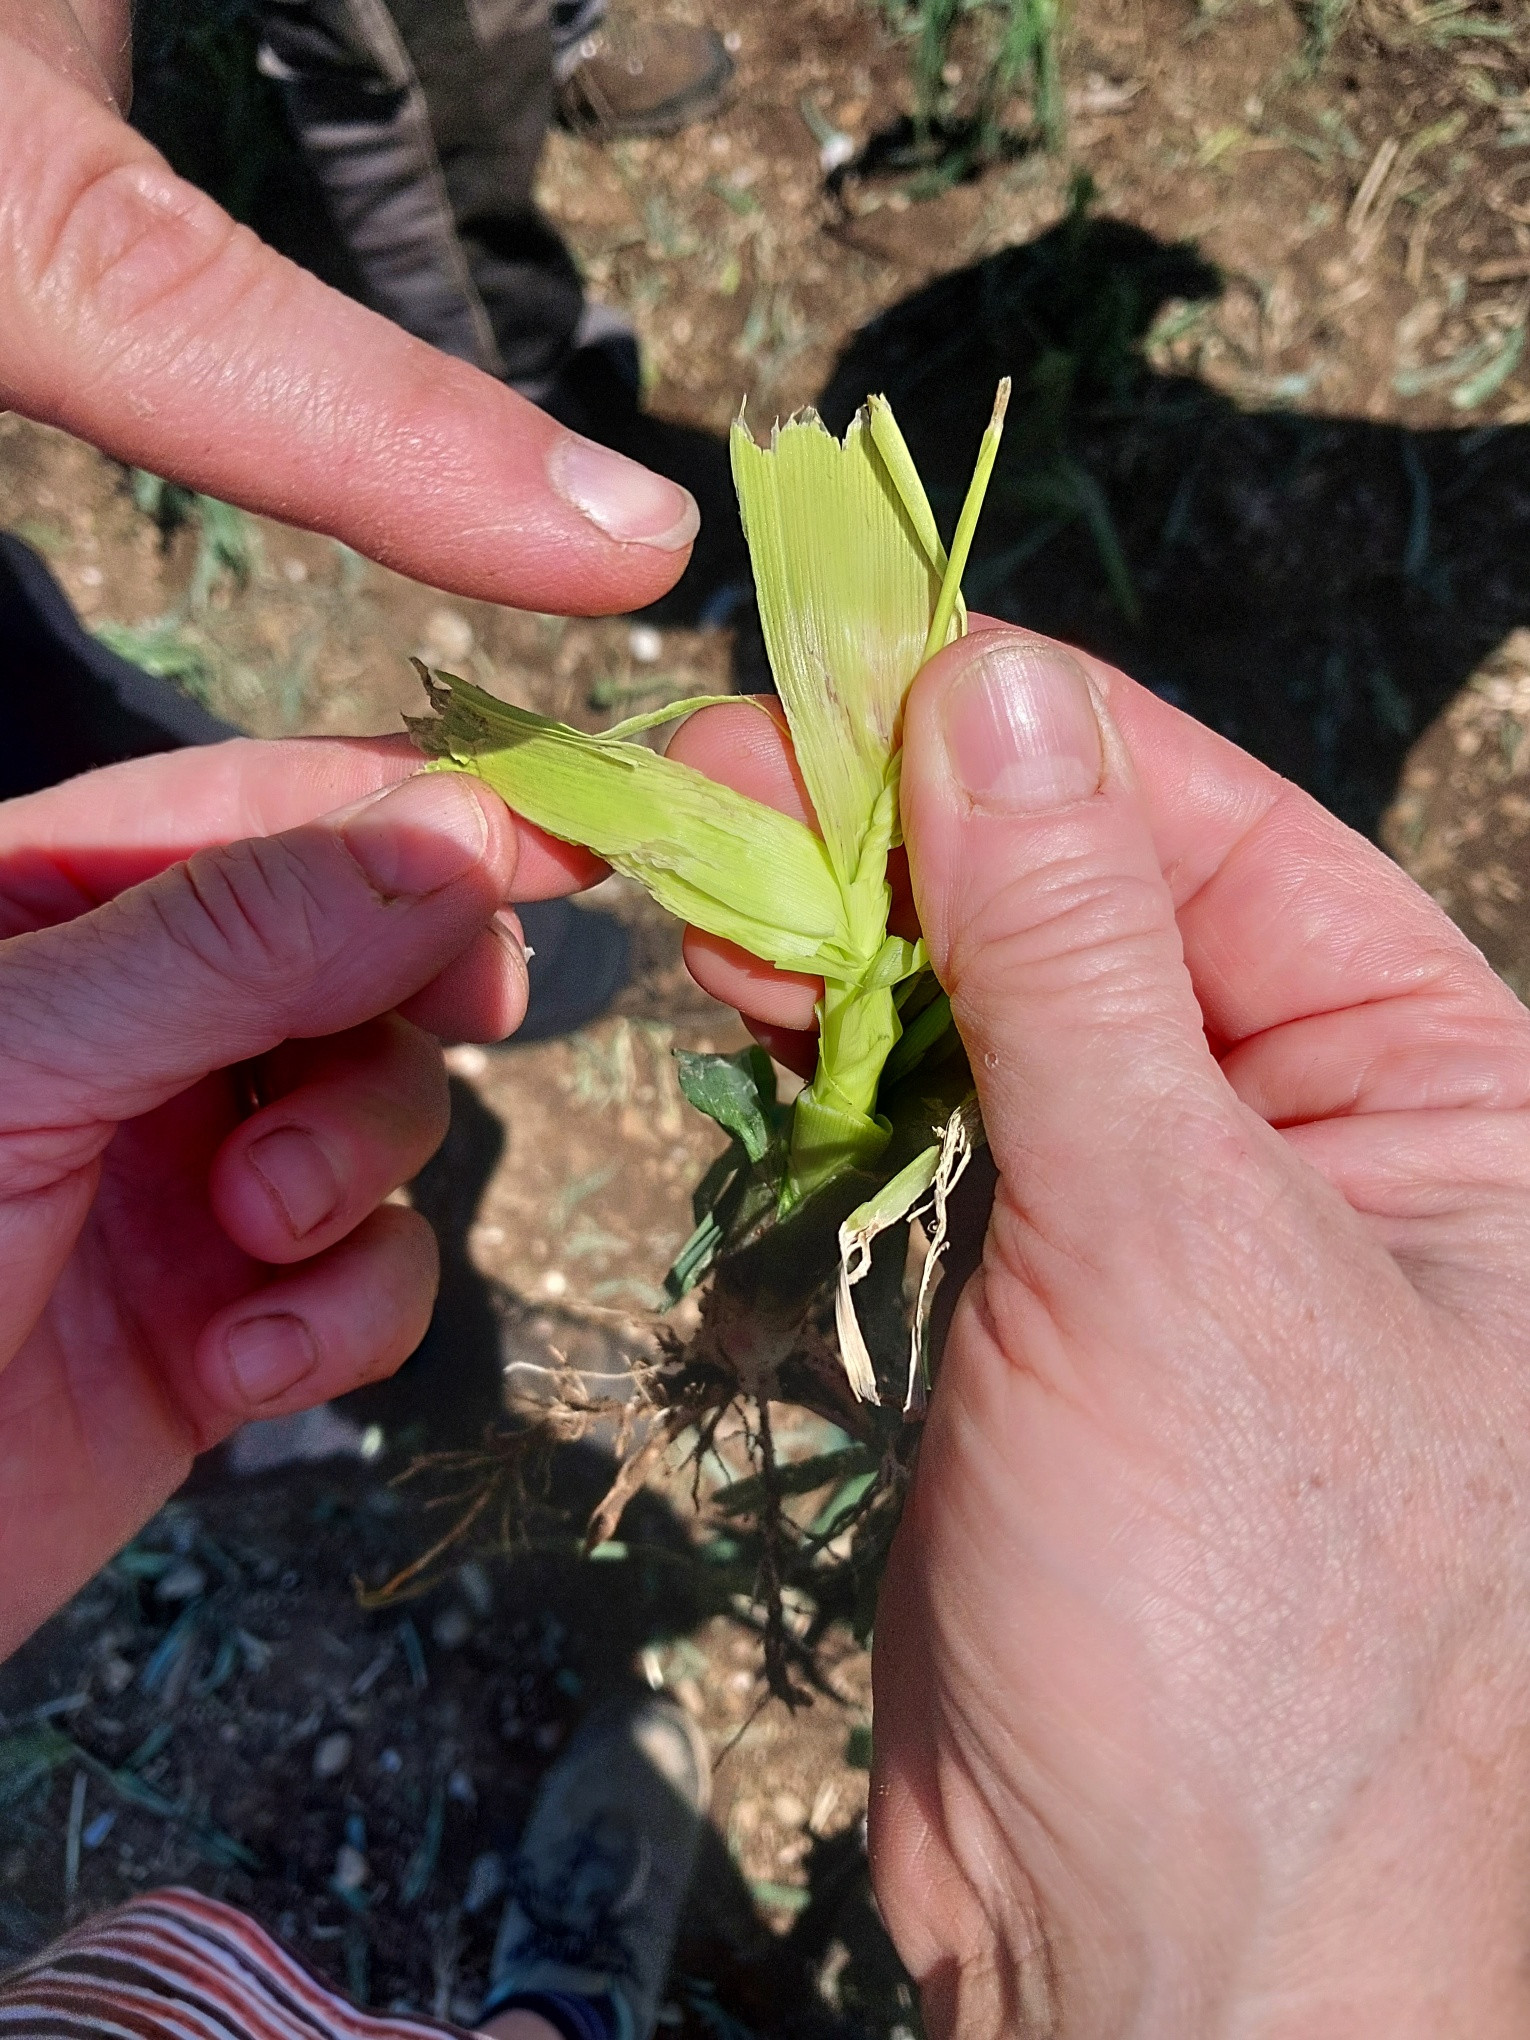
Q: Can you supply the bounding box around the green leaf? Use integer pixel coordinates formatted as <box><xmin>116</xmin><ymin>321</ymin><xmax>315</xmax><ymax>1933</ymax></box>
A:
<box><xmin>410</xmin><ymin>672</ymin><xmax>858</xmax><ymax>978</ymax></box>
<box><xmin>674</xmin><ymin>1046</ymin><xmax>779</xmax><ymax>1162</ymax></box>
<box><xmin>666</xmin><ymin>1209</ymin><xmax>725</xmax><ymax>1300</ymax></box>
<box><xmin>866</xmin><ymin>396</ymin><xmax>961</xmax><ymax>591</ymax></box>
<box><xmin>845</xmin><ymin>1723</ymin><xmax>873</xmax><ymax>1770</ymax></box>
<box><xmin>665</xmin><ymin>1121</ymin><xmax>783</xmax><ymax>1299</ymax></box>
<box><xmin>1449</xmin><ymin>322</ymin><xmax>1525</xmax><ymax>410</ymax></box>
<box><xmin>748</xmin><ymin>1881</ymin><xmax>811</xmax><ymax>1912</ymax></box>
<box><xmin>401</xmin><ymin>1767</ymin><xmax>446</xmax><ymax>1906</ymax></box>
<box><xmin>714</xmin><ymin>1442</ymin><xmax>878</xmax><ymax>1515</ymax></box>
<box><xmin>598</xmin><ymin>692</ymin><xmax>746</xmax><ymax>739</ymax></box>
<box><xmin>730</xmin><ymin>406</ymin><xmax>951</xmax><ymax>888</ymax></box>
<box><xmin>410</xmin><ymin>388</ymin><xmax>1010</xmax><ymax>1249</ymax></box>
<box><xmin>808</xmin><ymin>1467</ymin><xmax>877</xmax><ymax>1538</ymax></box>
<box><xmin>787</xmin><ymin>1080</ymin><xmax>892</xmax><ymax>1202</ymax></box>
<box><xmin>0</xmin><ymin>1726</ymin><xmax>72</xmax><ymax>1805</ymax></box>
<box><xmin>923</xmin><ymin>379</ymin><xmax>1010</xmax><ymax>658</ymax></box>
<box><xmin>879</xmin><ymin>987</ymin><xmax>954</xmax><ymax>1087</ymax></box>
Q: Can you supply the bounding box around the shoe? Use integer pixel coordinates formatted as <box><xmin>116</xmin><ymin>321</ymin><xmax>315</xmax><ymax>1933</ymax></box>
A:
<box><xmin>557</xmin><ymin>18</ymin><xmax>734</xmax><ymax>140</ymax></box>
<box><xmin>481</xmin><ymin>1693</ymin><xmax>711</xmax><ymax>2040</ymax></box>
<box><xmin>513</xmin><ymin>898</ymin><xmax>631</xmax><ymax>1043</ymax></box>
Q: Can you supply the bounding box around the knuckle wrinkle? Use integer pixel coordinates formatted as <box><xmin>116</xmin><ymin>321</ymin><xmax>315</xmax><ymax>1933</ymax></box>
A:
<box><xmin>32</xmin><ymin>150</ymin><xmax>242</xmax><ymax>341</ymax></box>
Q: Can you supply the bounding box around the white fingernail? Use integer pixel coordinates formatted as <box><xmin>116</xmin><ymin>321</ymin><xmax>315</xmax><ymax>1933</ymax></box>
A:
<box><xmin>548</xmin><ymin>435</ymin><xmax>700</xmax><ymax>552</ymax></box>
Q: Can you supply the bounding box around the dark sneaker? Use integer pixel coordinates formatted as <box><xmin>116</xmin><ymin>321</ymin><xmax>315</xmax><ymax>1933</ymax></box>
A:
<box><xmin>513</xmin><ymin>898</ymin><xmax>631</xmax><ymax>1044</ymax></box>
<box><xmin>481</xmin><ymin>1693</ymin><xmax>711</xmax><ymax>2040</ymax></box>
<box><xmin>557</xmin><ymin>19</ymin><xmax>734</xmax><ymax>140</ymax></box>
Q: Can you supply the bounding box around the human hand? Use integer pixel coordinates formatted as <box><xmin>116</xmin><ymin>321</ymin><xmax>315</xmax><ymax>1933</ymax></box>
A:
<box><xmin>0</xmin><ymin>735</ymin><xmax>597</xmax><ymax>1654</ymax></box>
<box><xmin>0</xmin><ymin>0</ymin><xmax>695</xmax><ymax>612</ymax></box>
<box><xmin>673</xmin><ymin>627</ymin><xmax>1530</xmax><ymax>2037</ymax></box>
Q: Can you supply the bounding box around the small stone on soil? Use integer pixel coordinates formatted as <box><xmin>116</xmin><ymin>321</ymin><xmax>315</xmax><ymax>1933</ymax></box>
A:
<box><xmin>98</xmin><ymin>1654</ymin><xmax>134</xmax><ymax>1696</ymax></box>
<box><xmin>463</xmin><ymin>1850</ymin><xmax>506</xmax><ymax>1915</ymax></box>
<box><xmin>313</xmin><ymin>1732</ymin><xmax>353</xmax><ymax>1780</ymax></box>
<box><xmin>432</xmin><ymin>1605</ymin><xmax>473</xmax><ymax>1650</ymax></box>
<box><xmin>154</xmin><ymin>1559</ymin><xmax>207</xmax><ymax>1603</ymax></box>
<box><xmin>456</xmin><ymin>1561</ymin><xmax>493</xmax><ymax>1617</ymax></box>
<box><xmin>420</xmin><ymin>607</ymin><xmax>475</xmax><ymax>663</ymax></box>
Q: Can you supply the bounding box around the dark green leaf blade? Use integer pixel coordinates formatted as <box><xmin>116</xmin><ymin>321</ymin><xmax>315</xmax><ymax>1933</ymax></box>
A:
<box><xmin>674</xmin><ymin>1047</ymin><xmax>780</xmax><ymax>1162</ymax></box>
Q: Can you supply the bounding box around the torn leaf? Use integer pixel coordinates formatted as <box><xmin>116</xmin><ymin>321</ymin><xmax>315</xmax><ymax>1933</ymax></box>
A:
<box><xmin>832</xmin><ymin>1095</ymin><xmax>984</xmax><ymax>1406</ymax></box>
<box><xmin>904</xmin><ymin>1095</ymin><xmax>981</xmax><ymax>1415</ymax></box>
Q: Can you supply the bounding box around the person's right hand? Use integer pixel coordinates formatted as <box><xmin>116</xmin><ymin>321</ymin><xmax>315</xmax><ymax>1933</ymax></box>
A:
<box><xmin>0</xmin><ymin>0</ymin><xmax>696</xmax><ymax>612</ymax></box>
<box><xmin>674</xmin><ymin>627</ymin><xmax>1530</xmax><ymax>2037</ymax></box>
<box><xmin>0</xmin><ymin>732</ymin><xmax>594</xmax><ymax>1657</ymax></box>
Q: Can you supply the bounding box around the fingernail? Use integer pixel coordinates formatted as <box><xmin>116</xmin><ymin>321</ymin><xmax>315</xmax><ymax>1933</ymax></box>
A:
<box><xmin>247</xmin><ymin>1126</ymin><xmax>340</xmax><ymax>1239</ymax></box>
<box><xmin>492</xmin><ymin>906</ymin><xmax>526</xmax><ymax>963</ymax></box>
<box><xmin>942</xmin><ymin>640</ymin><xmax>1103</xmax><ymax>812</ymax></box>
<box><xmin>489</xmin><ymin>909</ymin><xmax>530</xmax><ymax>1040</ymax></box>
<box><xmin>341</xmin><ymin>772</ymin><xmax>490</xmax><ymax>899</ymax></box>
<box><xmin>226</xmin><ymin>1313</ymin><xmax>318</xmax><ymax>1404</ymax></box>
<box><xmin>548</xmin><ymin>434</ymin><xmax>700</xmax><ymax>552</ymax></box>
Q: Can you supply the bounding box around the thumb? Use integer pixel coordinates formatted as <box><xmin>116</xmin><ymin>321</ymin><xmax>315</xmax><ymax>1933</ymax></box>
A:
<box><xmin>0</xmin><ymin>770</ymin><xmax>515</xmax><ymax>1141</ymax></box>
<box><xmin>901</xmin><ymin>627</ymin><xmax>1230</xmax><ymax>1226</ymax></box>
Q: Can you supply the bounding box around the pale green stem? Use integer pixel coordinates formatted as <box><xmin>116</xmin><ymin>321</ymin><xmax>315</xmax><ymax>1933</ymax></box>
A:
<box><xmin>784</xmin><ymin>775</ymin><xmax>901</xmax><ymax>1208</ymax></box>
<box><xmin>783</xmin><ymin>980</ymin><xmax>899</xmax><ymax>1208</ymax></box>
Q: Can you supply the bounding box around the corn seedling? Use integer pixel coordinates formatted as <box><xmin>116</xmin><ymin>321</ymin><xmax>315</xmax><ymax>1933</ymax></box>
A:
<box><xmin>411</xmin><ymin>384</ymin><xmax>1008</xmax><ymax>1405</ymax></box>
<box><xmin>875</xmin><ymin>0</ymin><xmax>1066</xmax><ymax>171</ymax></box>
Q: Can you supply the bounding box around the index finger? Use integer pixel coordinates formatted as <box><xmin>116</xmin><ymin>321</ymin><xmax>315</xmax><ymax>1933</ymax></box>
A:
<box><xmin>0</xmin><ymin>44</ymin><xmax>697</xmax><ymax>613</ymax></box>
<box><xmin>0</xmin><ymin>736</ymin><xmax>603</xmax><ymax>933</ymax></box>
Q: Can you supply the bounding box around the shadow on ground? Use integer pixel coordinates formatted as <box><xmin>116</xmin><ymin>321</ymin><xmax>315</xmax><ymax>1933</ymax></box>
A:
<box><xmin>819</xmin><ymin>208</ymin><xmax>1530</xmax><ymax>840</ymax></box>
<box><xmin>131</xmin><ymin>0</ymin><xmax>1530</xmax><ymax>845</ymax></box>
<box><xmin>0</xmin><ymin>1070</ymin><xmax>900</xmax><ymax>2035</ymax></box>
<box><xmin>337</xmin><ymin>1078</ymin><xmax>905</xmax><ymax>2034</ymax></box>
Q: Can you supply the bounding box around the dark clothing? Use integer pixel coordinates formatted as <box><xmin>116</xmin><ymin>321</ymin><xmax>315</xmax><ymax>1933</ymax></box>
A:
<box><xmin>253</xmin><ymin>0</ymin><xmax>589</xmax><ymax>394</ymax></box>
<box><xmin>0</xmin><ymin>533</ymin><xmax>234</xmax><ymax>802</ymax></box>
<box><xmin>244</xmin><ymin>0</ymin><xmax>737</xmax><ymax>617</ymax></box>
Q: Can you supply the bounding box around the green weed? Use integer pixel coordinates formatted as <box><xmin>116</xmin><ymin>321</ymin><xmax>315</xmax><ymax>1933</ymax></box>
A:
<box><xmin>875</xmin><ymin>0</ymin><xmax>1067</xmax><ymax>170</ymax></box>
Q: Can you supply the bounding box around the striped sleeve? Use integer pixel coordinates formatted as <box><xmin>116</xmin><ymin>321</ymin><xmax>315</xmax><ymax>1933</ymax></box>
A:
<box><xmin>0</xmin><ymin>1889</ymin><xmax>473</xmax><ymax>2040</ymax></box>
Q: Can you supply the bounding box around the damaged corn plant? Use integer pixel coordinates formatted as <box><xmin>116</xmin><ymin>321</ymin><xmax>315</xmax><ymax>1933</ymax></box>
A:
<box><xmin>401</xmin><ymin>385</ymin><xmax>1007</xmax><ymax>1692</ymax></box>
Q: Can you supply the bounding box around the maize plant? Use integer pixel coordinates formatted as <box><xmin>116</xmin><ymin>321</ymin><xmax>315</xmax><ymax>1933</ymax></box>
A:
<box><xmin>409</xmin><ymin>384</ymin><xmax>1007</xmax><ymax>1411</ymax></box>
<box><xmin>876</xmin><ymin>0</ymin><xmax>1066</xmax><ymax>172</ymax></box>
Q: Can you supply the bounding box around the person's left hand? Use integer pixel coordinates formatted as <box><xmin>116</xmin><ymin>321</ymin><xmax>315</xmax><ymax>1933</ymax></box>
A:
<box><xmin>0</xmin><ymin>733</ymin><xmax>596</xmax><ymax>1655</ymax></box>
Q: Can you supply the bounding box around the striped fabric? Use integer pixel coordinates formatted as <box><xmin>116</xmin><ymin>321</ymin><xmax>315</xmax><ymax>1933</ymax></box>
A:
<box><xmin>0</xmin><ymin>1888</ymin><xmax>470</xmax><ymax>2039</ymax></box>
